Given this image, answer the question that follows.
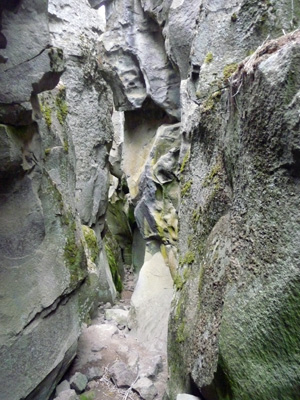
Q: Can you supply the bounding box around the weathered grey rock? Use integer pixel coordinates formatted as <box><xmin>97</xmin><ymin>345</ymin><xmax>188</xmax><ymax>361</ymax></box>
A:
<box><xmin>56</xmin><ymin>380</ymin><xmax>71</xmax><ymax>396</ymax></box>
<box><xmin>98</xmin><ymin>247</ymin><xmax>117</xmax><ymax>303</ymax></box>
<box><xmin>70</xmin><ymin>372</ymin><xmax>88</xmax><ymax>393</ymax></box>
<box><xmin>48</xmin><ymin>0</ymin><xmax>113</xmax><ymax>230</ymax></box>
<box><xmin>86</xmin><ymin>366</ymin><xmax>104</xmax><ymax>381</ymax></box>
<box><xmin>133</xmin><ymin>377</ymin><xmax>158</xmax><ymax>400</ymax></box>
<box><xmin>99</xmin><ymin>0</ymin><xmax>181</xmax><ymax>118</ymax></box>
<box><xmin>109</xmin><ymin>361</ymin><xmax>136</xmax><ymax>388</ymax></box>
<box><xmin>105</xmin><ymin>308</ymin><xmax>129</xmax><ymax>326</ymax></box>
<box><xmin>132</xmin><ymin>122</ymin><xmax>181</xmax><ymax>246</ymax></box>
<box><xmin>168</xmin><ymin>30</ymin><xmax>300</xmax><ymax>400</ymax></box>
<box><xmin>128</xmin><ymin>250</ymin><xmax>173</xmax><ymax>352</ymax></box>
<box><xmin>0</xmin><ymin>1</ymin><xmax>114</xmax><ymax>400</ymax></box>
<box><xmin>139</xmin><ymin>354</ymin><xmax>163</xmax><ymax>379</ymax></box>
<box><xmin>176</xmin><ymin>395</ymin><xmax>200</xmax><ymax>400</ymax></box>
<box><xmin>132</xmin><ymin>227</ymin><xmax>146</xmax><ymax>274</ymax></box>
<box><xmin>54</xmin><ymin>389</ymin><xmax>79</xmax><ymax>400</ymax></box>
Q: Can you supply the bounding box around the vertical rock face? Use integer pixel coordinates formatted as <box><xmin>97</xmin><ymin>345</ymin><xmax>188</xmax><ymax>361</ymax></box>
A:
<box><xmin>0</xmin><ymin>1</ymin><xmax>115</xmax><ymax>400</ymax></box>
<box><xmin>96</xmin><ymin>0</ymin><xmax>300</xmax><ymax>399</ymax></box>
<box><xmin>166</xmin><ymin>2</ymin><xmax>300</xmax><ymax>400</ymax></box>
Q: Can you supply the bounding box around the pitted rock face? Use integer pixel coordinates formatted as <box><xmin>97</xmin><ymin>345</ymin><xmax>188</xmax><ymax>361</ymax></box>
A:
<box><xmin>99</xmin><ymin>0</ymin><xmax>181</xmax><ymax>119</ymax></box>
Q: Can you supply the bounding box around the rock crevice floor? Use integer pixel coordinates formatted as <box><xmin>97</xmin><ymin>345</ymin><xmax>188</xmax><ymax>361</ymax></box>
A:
<box><xmin>54</xmin><ymin>267</ymin><xmax>168</xmax><ymax>400</ymax></box>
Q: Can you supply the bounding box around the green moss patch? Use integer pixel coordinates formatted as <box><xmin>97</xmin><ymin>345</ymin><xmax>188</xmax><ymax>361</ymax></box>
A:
<box><xmin>79</xmin><ymin>392</ymin><xmax>96</xmax><ymax>400</ymax></box>
<box><xmin>40</xmin><ymin>101</ymin><xmax>52</xmax><ymax>128</ymax></box>
<box><xmin>180</xmin><ymin>151</ymin><xmax>190</xmax><ymax>174</ymax></box>
<box><xmin>181</xmin><ymin>180</ymin><xmax>192</xmax><ymax>197</ymax></box>
<box><xmin>223</xmin><ymin>63</ymin><xmax>238</xmax><ymax>81</ymax></box>
<box><xmin>179</xmin><ymin>251</ymin><xmax>195</xmax><ymax>266</ymax></box>
<box><xmin>204</xmin><ymin>52</ymin><xmax>213</xmax><ymax>64</ymax></box>
<box><xmin>82</xmin><ymin>225</ymin><xmax>99</xmax><ymax>263</ymax></box>
<box><xmin>55</xmin><ymin>87</ymin><xmax>68</xmax><ymax>125</ymax></box>
<box><xmin>64</xmin><ymin>220</ymin><xmax>87</xmax><ymax>285</ymax></box>
<box><xmin>105</xmin><ymin>241</ymin><xmax>123</xmax><ymax>293</ymax></box>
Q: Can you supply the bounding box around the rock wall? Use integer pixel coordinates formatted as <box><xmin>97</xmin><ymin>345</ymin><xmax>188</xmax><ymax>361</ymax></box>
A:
<box><xmin>0</xmin><ymin>1</ymin><xmax>115</xmax><ymax>399</ymax></box>
<box><xmin>1</xmin><ymin>1</ymin><xmax>300</xmax><ymax>399</ymax></box>
<box><xmin>166</xmin><ymin>2</ymin><xmax>300</xmax><ymax>400</ymax></box>
<box><xmin>97</xmin><ymin>1</ymin><xmax>300</xmax><ymax>399</ymax></box>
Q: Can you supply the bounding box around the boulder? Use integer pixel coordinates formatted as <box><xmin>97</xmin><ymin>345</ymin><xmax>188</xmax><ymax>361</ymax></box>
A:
<box><xmin>105</xmin><ymin>308</ymin><xmax>129</xmax><ymax>326</ymax></box>
<box><xmin>70</xmin><ymin>372</ymin><xmax>88</xmax><ymax>394</ymax></box>
<box><xmin>54</xmin><ymin>389</ymin><xmax>79</xmax><ymax>400</ymax></box>
<box><xmin>177</xmin><ymin>395</ymin><xmax>200</xmax><ymax>400</ymax></box>
<box><xmin>128</xmin><ymin>250</ymin><xmax>173</xmax><ymax>352</ymax></box>
<box><xmin>56</xmin><ymin>380</ymin><xmax>71</xmax><ymax>396</ymax></box>
<box><xmin>133</xmin><ymin>377</ymin><xmax>158</xmax><ymax>400</ymax></box>
<box><xmin>86</xmin><ymin>366</ymin><xmax>104</xmax><ymax>382</ymax></box>
<box><xmin>109</xmin><ymin>361</ymin><xmax>136</xmax><ymax>388</ymax></box>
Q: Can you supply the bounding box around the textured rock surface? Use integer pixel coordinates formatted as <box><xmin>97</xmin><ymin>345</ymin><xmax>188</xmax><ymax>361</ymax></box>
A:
<box><xmin>98</xmin><ymin>0</ymin><xmax>300</xmax><ymax>399</ymax></box>
<box><xmin>54</xmin><ymin>390</ymin><xmax>79</xmax><ymax>400</ymax></box>
<box><xmin>0</xmin><ymin>1</ymin><xmax>115</xmax><ymax>400</ymax></box>
<box><xmin>168</xmin><ymin>28</ymin><xmax>300</xmax><ymax>400</ymax></box>
<box><xmin>133</xmin><ymin>377</ymin><xmax>158</xmax><ymax>400</ymax></box>
<box><xmin>128</xmin><ymin>250</ymin><xmax>173</xmax><ymax>352</ymax></box>
<box><xmin>70</xmin><ymin>372</ymin><xmax>88</xmax><ymax>393</ymax></box>
<box><xmin>177</xmin><ymin>396</ymin><xmax>200</xmax><ymax>400</ymax></box>
<box><xmin>99</xmin><ymin>0</ymin><xmax>181</xmax><ymax>118</ymax></box>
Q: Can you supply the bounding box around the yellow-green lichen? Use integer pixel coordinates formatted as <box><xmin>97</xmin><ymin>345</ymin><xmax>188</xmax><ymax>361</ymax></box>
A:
<box><xmin>180</xmin><ymin>151</ymin><xmax>190</xmax><ymax>174</ymax></box>
<box><xmin>203</xmin><ymin>97</ymin><xmax>215</xmax><ymax>112</ymax></box>
<box><xmin>176</xmin><ymin>322</ymin><xmax>186</xmax><ymax>343</ymax></box>
<box><xmin>44</xmin><ymin>148</ymin><xmax>51</xmax><ymax>156</ymax></box>
<box><xmin>64</xmin><ymin>222</ymin><xmax>86</xmax><ymax>285</ymax></box>
<box><xmin>192</xmin><ymin>208</ymin><xmax>201</xmax><ymax>224</ymax></box>
<box><xmin>231</xmin><ymin>13</ymin><xmax>237</xmax><ymax>22</ymax></box>
<box><xmin>179</xmin><ymin>250</ymin><xmax>195</xmax><ymax>266</ymax></box>
<box><xmin>79</xmin><ymin>392</ymin><xmax>95</xmax><ymax>400</ymax></box>
<box><xmin>105</xmin><ymin>242</ymin><xmax>123</xmax><ymax>293</ymax></box>
<box><xmin>55</xmin><ymin>87</ymin><xmax>68</xmax><ymax>125</ymax></box>
<box><xmin>174</xmin><ymin>273</ymin><xmax>184</xmax><ymax>291</ymax></box>
<box><xmin>204</xmin><ymin>52</ymin><xmax>213</xmax><ymax>64</ymax></box>
<box><xmin>183</xmin><ymin>267</ymin><xmax>191</xmax><ymax>281</ymax></box>
<box><xmin>223</xmin><ymin>63</ymin><xmax>238</xmax><ymax>81</ymax></box>
<box><xmin>41</xmin><ymin>103</ymin><xmax>52</xmax><ymax>128</ymax></box>
<box><xmin>181</xmin><ymin>180</ymin><xmax>192</xmax><ymax>197</ymax></box>
<box><xmin>63</xmin><ymin>139</ymin><xmax>69</xmax><ymax>153</ymax></box>
<box><xmin>82</xmin><ymin>225</ymin><xmax>99</xmax><ymax>263</ymax></box>
<box><xmin>203</xmin><ymin>161</ymin><xmax>222</xmax><ymax>188</ymax></box>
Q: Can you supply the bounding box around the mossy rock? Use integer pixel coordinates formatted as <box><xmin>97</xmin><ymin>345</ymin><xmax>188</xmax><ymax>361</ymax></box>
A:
<box><xmin>104</xmin><ymin>232</ymin><xmax>123</xmax><ymax>293</ymax></box>
<box><xmin>82</xmin><ymin>225</ymin><xmax>99</xmax><ymax>263</ymax></box>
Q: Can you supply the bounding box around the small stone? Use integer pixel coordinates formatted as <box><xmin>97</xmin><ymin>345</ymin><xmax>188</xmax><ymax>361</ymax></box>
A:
<box><xmin>109</xmin><ymin>361</ymin><xmax>136</xmax><ymax>388</ymax></box>
<box><xmin>176</xmin><ymin>395</ymin><xmax>201</xmax><ymax>400</ymax></box>
<box><xmin>55</xmin><ymin>380</ymin><xmax>71</xmax><ymax>396</ymax></box>
<box><xmin>104</xmin><ymin>302</ymin><xmax>112</xmax><ymax>309</ymax></box>
<box><xmin>139</xmin><ymin>354</ymin><xmax>163</xmax><ymax>379</ymax></box>
<box><xmin>70</xmin><ymin>372</ymin><xmax>88</xmax><ymax>393</ymax></box>
<box><xmin>91</xmin><ymin>344</ymin><xmax>104</xmax><ymax>352</ymax></box>
<box><xmin>105</xmin><ymin>308</ymin><xmax>129</xmax><ymax>326</ymax></box>
<box><xmin>133</xmin><ymin>377</ymin><xmax>158</xmax><ymax>400</ymax></box>
<box><xmin>86</xmin><ymin>366</ymin><xmax>104</xmax><ymax>381</ymax></box>
<box><xmin>54</xmin><ymin>389</ymin><xmax>79</xmax><ymax>400</ymax></box>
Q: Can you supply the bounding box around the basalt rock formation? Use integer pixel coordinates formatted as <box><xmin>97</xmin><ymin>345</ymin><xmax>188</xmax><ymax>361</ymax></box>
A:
<box><xmin>0</xmin><ymin>1</ymin><xmax>300</xmax><ymax>400</ymax></box>
<box><xmin>98</xmin><ymin>1</ymin><xmax>300</xmax><ymax>399</ymax></box>
<box><xmin>0</xmin><ymin>1</ymin><xmax>115</xmax><ymax>399</ymax></box>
